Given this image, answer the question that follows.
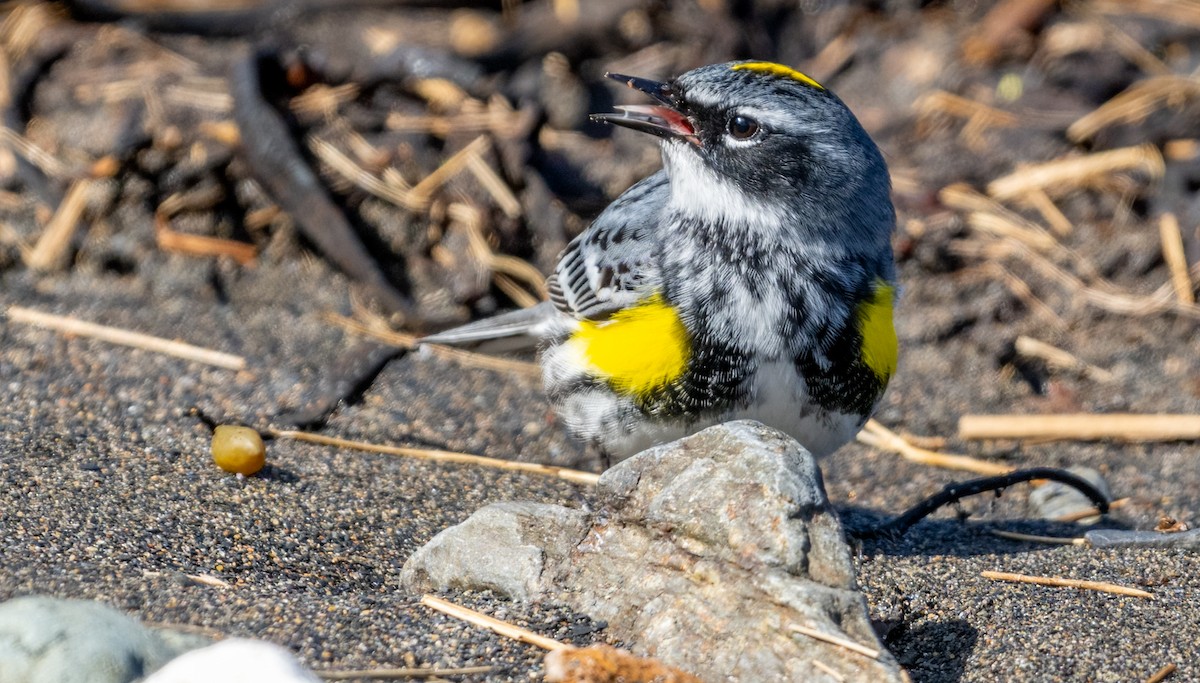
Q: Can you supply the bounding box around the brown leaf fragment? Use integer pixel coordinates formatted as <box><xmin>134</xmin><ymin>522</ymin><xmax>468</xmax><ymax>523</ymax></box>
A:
<box><xmin>544</xmin><ymin>645</ymin><xmax>702</xmax><ymax>683</ymax></box>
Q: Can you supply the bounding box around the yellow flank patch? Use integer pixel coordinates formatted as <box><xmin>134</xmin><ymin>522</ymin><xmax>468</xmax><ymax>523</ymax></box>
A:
<box><xmin>857</xmin><ymin>280</ymin><xmax>898</xmax><ymax>382</ymax></box>
<box><xmin>567</xmin><ymin>293</ymin><xmax>690</xmax><ymax>398</ymax></box>
<box><xmin>731</xmin><ymin>62</ymin><xmax>824</xmax><ymax>90</ymax></box>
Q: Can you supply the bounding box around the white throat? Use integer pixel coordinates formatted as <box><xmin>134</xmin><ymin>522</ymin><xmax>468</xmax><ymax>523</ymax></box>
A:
<box><xmin>661</xmin><ymin>142</ymin><xmax>791</xmax><ymax>230</ymax></box>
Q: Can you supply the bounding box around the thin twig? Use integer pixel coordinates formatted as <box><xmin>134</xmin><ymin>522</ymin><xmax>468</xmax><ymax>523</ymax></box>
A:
<box><xmin>981</xmin><ymin>570</ymin><xmax>1153</xmax><ymax>599</ymax></box>
<box><xmin>958</xmin><ymin>414</ymin><xmax>1200</xmax><ymax>443</ymax></box>
<box><xmin>987</xmin><ymin>145</ymin><xmax>1164</xmax><ymax>200</ymax></box>
<box><xmin>271</xmin><ymin>429</ymin><xmax>599</xmax><ymax>486</ymax></box>
<box><xmin>1144</xmin><ymin>663</ymin><xmax>1178</xmax><ymax>683</ymax></box>
<box><xmin>316</xmin><ymin>665</ymin><xmax>494</xmax><ymax>680</ymax></box>
<box><xmin>1159</xmin><ymin>213</ymin><xmax>1195</xmax><ymax>305</ymax></box>
<box><xmin>1014</xmin><ymin>336</ymin><xmax>1114</xmax><ymax>382</ymax></box>
<box><xmin>810</xmin><ymin>659</ymin><xmax>845</xmax><ymax>682</ymax></box>
<box><xmin>5</xmin><ymin>305</ymin><xmax>247</xmax><ymax>371</ymax></box>
<box><xmin>857</xmin><ymin>420</ymin><xmax>1013</xmax><ymax>476</ymax></box>
<box><xmin>420</xmin><ymin>595</ymin><xmax>569</xmax><ymax>651</ymax></box>
<box><xmin>989</xmin><ymin>529</ymin><xmax>1087</xmax><ymax>546</ymax></box>
<box><xmin>25</xmin><ymin>179</ymin><xmax>92</xmax><ymax>271</ymax></box>
<box><xmin>787</xmin><ymin>624</ymin><xmax>880</xmax><ymax>660</ymax></box>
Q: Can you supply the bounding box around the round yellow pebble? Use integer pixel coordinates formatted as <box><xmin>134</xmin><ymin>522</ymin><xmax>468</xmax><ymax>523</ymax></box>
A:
<box><xmin>211</xmin><ymin>425</ymin><xmax>266</xmax><ymax>476</ymax></box>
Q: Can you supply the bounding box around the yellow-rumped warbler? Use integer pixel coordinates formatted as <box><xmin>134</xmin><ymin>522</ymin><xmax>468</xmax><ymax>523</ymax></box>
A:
<box><xmin>424</xmin><ymin>61</ymin><xmax>897</xmax><ymax>462</ymax></box>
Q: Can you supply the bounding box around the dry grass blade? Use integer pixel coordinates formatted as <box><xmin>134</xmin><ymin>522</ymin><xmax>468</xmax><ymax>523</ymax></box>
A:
<box><xmin>317</xmin><ymin>665</ymin><xmax>494</xmax><ymax>680</ymax></box>
<box><xmin>25</xmin><ymin>178</ymin><xmax>92</xmax><ymax>271</ymax></box>
<box><xmin>465</xmin><ymin>150</ymin><xmax>522</xmax><ymax>218</ymax></box>
<box><xmin>1068</xmin><ymin>75</ymin><xmax>1200</xmax><ymax>142</ymax></box>
<box><xmin>142</xmin><ymin>570</ymin><xmax>232</xmax><ymax>588</ymax></box>
<box><xmin>409</xmin><ymin>135</ymin><xmax>491</xmax><ymax>203</ymax></box>
<box><xmin>787</xmin><ymin>623</ymin><xmax>881</xmax><ymax>660</ymax></box>
<box><xmin>914</xmin><ymin>91</ymin><xmax>1019</xmax><ymax>127</ymax></box>
<box><xmin>958</xmin><ymin>238</ymin><xmax>1200</xmax><ymax>320</ymax></box>
<box><xmin>1091</xmin><ymin>0</ymin><xmax>1200</xmax><ymax>27</ymax></box>
<box><xmin>155</xmin><ymin>209</ymin><xmax>258</xmax><ymax>266</ymax></box>
<box><xmin>959</xmin><ymin>414</ymin><xmax>1200</xmax><ymax>442</ymax></box>
<box><xmin>967</xmin><ymin>211</ymin><xmax>1058</xmax><ymax>251</ymax></box>
<box><xmin>1014</xmin><ymin>335</ymin><xmax>1114</xmax><ymax>382</ymax></box>
<box><xmin>5</xmin><ymin>305</ymin><xmax>247</xmax><ymax>371</ymax></box>
<box><xmin>321</xmin><ymin>312</ymin><xmax>542</xmax><ymax>377</ymax></box>
<box><xmin>1159</xmin><ymin>213</ymin><xmax>1195</xmax><ymax>305</ymax></box>
<box><xmin>1144</xmin><ymin>663</ymin><xmax>1178</xmax><ymax>683</ymax></box>
<box><xmin>857</xmin><ymin>419</ymin><xmax>1014</xmax><ymax>476</ymax></box>
<box><xmin>987</xmin><ymin>145</ymin><xmax>1164</xmax><ymax>200</ymax></box>
<box><xmin>981</xmin><ymin>570</ymin><xmax>1154</xmax><ymax>598</ymax></box>
<box><xmin>272</xmin><ymin>429</ymin><xmax>600</xmax><ymax>486</ymax></box>
<box><xmin>989</xmin><ymin>529</ymin><xmax>1087</xmax><ymax>546</ymax></box>
<box><xmin>449</xmin><ymin>202</ymin><xmax>548</xmax><ymax>302</ymax></box>
<box><xmin>0</xmin><ymin>126</ymin><xmax>71</xmax><ymax>179</ymax></box>
<box><xmin>810</xmin><ymin>659</ymin><xmax>845</xmax><ymax>681</ymax></box>
<box><xmin>938</xmin><ymin>183</ymin><xmax>1061</xmax><ymax>250</ymax></box>
<box><xmin>309</xmin><ymin>136</ymin><xmax>426</xmax><ymax>211</ymax></box>
<box><xmin>420</xmin><ymin>594</ymin><xmax>569</xmax><ymax>651</ymax></box>
<box><xmin>1023</xmin><ymin>188</ymin><xmax>1073</xmax><ymax>236</ymax></box>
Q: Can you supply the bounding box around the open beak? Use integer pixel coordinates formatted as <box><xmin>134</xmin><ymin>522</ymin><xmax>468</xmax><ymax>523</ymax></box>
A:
<box><xmin>590</xmin><ymin>72</ymin><xmax>698</xmax><ymax>144</ymax></box>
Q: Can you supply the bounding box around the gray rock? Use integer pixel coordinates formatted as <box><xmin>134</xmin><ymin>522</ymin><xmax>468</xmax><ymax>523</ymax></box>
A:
<box><xmin>401</xmin><ymin>501</ymin><xmax>590</xmax><ymax>601</ymax></box>
<box><xmin>0</xmin><ymin>595</ymin><xmax>205</xmax><ymax>683</ymax></box>
<box><xmin>1086</xmin><ymin>527</ymin><xmax>1200</xmax><ymax>550</ymax></box>
<box><xmin>402</xmin><ymin>420</ymin><xmax>907</xmax><ymax>682</ymax></box>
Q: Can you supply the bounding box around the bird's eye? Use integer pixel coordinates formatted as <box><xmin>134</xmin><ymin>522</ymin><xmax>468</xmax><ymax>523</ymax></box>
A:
<box><xmin>727</xmin><ymin>114</ymin><xmax>760</xmax><ymax>140</ymax></box>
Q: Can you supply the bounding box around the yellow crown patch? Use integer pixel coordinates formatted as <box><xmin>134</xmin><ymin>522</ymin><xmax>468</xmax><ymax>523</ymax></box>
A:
<box><xmin>731</xmin><ymin>62</ymin><xmax>824</xmax><ymax>90</ymax></box>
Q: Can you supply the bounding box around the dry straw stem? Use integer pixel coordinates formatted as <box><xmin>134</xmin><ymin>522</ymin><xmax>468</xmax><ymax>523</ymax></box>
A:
<box><xmin>317</xmin><ymin>665</ymin><xmax>494</xmax><ymax>680</ymax></box>
<box><xmin>272</xmin><ymin>429</ymin><xmax>600</xmax><ymax>486</ymax></box>
<box><xmin>1068</xmin><ymin>75</ymin><xmax>1200</xmax><ymax>142</ymax></box>
<box><xmin>787</xmin><ymin>623</ymin><xmax>881</xmax><ymax>660</ymax></box>
<box><xmin>1159</xmin><ymin>213</ymin><xmax>1195</xmax><ymax>305</ymax></box>
<box><xmin>420</xmin><ymin>594</ymin><xmax>569</xmax><ymax>651</ymax></box>
<box><xmin>1023</xmin><ymin>188</ymin><xmax>1073</xmax><ymax>236</ymax></box>
<box><xmin>322</xmin><ymin>312</ymin><xmax>542</xmax><ymax>377</ymax></box>
<box><xmin>308</xmin><ymin>136</ymin><xmax>426</xmax><ymax>211</ymax></box>
<box><xmin>1144</xmin><ymin>663</ymin><xmax>1178</xmax><ymax>683</ymax></box>
<box><xmin>1091</xmin><ymin>0</ymin><xmax>1200</xmax><ymax>27</ymax></box>
<box><xmin>981</xmin><ymin>570</ymin><xmax>1153</xmax><ymax>599</ymax></box>
<box><xmin>989</xmin><ymin>529</ymin><xmax>1087</xmax><ymax>546</ymax></box>
<box><xmin>449</xmin><ymin>202</ymin><xmax>547</xmax><ymax>303</ymax></box>
<box><xmin>959</xmin><ymin>414</ymin><xmax>1200</xmax><ymax>443</ymax></box>
<box><xmin>857</xmin><ymin>419</ymin><xmax>1013</xmax><ymax>476</ymax></box>
<box><xmin>986</xmin><ymin>145</ymin><xmax>1164</xmax><ymax>200</ymax></box>
<box><xmin>0</xmin><ymin>127</ymin><xmax>72</xmax><ymax>178</ymax></box>
<box><xmin>25</xmin><ymin>178</ymin><xmax>92</xmax><ymax>271</ymax></box>
<box><xmin>154</xmin><ymin>208</ymin><xmax>258</xmax><ymax>266</ymax></box>
<box><xmin>1014</xmin><ymin>335</ymin><xmax>1114</xmax><ymax>382</ymax></box>
<box><xmin>810</xmin><ymin>659</ymin><xmax>845</xmax><ymax>682</ymax></box>
<box><xmin>914</xmin><ymin>91</ymin><xmax>1019</xmax><ymax>127</ymax></box>
<box><xmin>958</xmin><ymin>238</ymin><xmax>1200</xmax><ymax>320</ymax></box>
<box><xmin>142</xmin><ymin>570</ymin><xmax>231</xmax><ymax>588</ymax></box>
<box><xmin>938</xmin><ymin>183</ymin><xmax>1059</xmax><ymax>251</ymax></box>
<box><xmin>5</xmin><ymin>305</ymin><xmax>247</xmax><ymax>371</ymax></box>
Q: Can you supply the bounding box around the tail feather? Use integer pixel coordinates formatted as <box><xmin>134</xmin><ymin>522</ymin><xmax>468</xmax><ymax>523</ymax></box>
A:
<box><xmin>420</xmin><ymin>301</ymin><xmax>558</xmax><ymax>353</ymax></box>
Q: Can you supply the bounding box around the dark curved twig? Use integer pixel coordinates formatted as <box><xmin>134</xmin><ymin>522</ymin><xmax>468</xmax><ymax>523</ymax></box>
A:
<box><xmin>854</xmin><ymin>467</ymin><xmax>1111</xmax><ymax>541</ymax></box>
<box><xmin>230</xmin><ymin>49</ymin><xmax>416</xmax><ymax>319</ymax></box>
